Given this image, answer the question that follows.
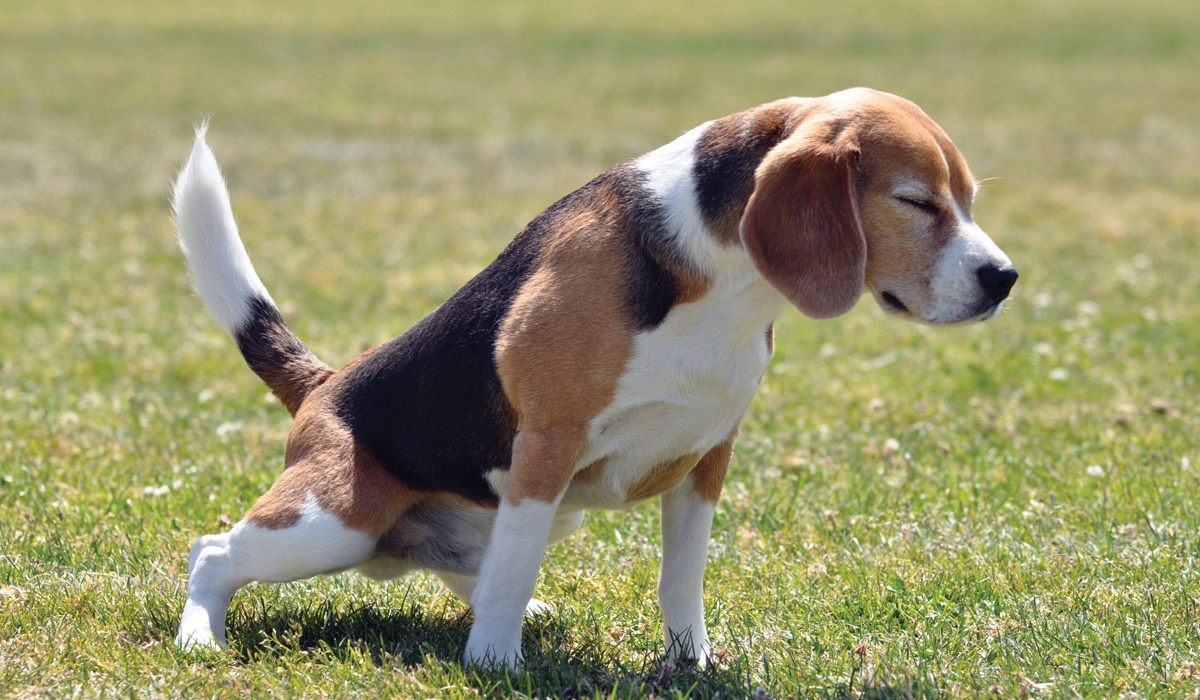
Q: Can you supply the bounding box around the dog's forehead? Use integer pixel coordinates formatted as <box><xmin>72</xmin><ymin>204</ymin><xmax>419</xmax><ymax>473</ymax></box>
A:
<box><xmin>846</xmin><ymin>92</ymin><xmax>976</xmax><ymax>203</ymax></box>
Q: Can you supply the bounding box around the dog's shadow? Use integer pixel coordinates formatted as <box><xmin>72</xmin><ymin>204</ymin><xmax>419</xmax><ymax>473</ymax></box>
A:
<box><xmin>212</xmin><ymin>596</ymin><xmax>756</xmax><ymax>698</ymax></box>
<box><xmin>226</xmin><ymin>594</ymin><xmax>470</xmax><ymax>667</ymax></box>
<box><xmin>161</xmin><ymin>598</ymin><xmax>937</xmax><ymax>698</ymax></box>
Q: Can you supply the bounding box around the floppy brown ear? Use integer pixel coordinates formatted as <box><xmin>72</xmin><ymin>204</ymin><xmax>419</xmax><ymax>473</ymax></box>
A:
<box><xmin>738</xmin><ymin>134</ymin><xmax>866</xmax><ymax>319</ymax></box>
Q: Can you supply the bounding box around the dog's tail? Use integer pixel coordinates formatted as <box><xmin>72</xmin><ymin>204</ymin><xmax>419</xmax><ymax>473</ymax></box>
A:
<box><xmin>173</xmin><ymin>126</ymin><xmax>333</xmax><ymax>416</ymax></box>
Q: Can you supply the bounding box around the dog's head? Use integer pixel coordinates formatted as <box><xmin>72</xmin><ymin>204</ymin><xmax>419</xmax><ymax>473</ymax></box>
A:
<box><xmin>739</xmin><ymin>87</ymin><xmax>1016</xmax><ymax>325</ymax></box>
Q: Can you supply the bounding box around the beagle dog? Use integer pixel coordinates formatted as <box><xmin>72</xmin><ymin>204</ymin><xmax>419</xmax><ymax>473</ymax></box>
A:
<box><xmin>172</xmin><ymin>87</ymin><xmax>1016</xmax><ymax>667</ymax></box>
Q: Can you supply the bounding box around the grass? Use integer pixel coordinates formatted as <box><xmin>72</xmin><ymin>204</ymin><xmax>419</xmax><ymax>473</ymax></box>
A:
<box><xmin>2</xmin><ymin>0</ymin><xmax>1198</xmax><ymax>696</ymax></box>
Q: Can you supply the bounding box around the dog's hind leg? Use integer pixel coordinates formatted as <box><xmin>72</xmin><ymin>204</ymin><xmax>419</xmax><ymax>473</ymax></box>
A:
<box><xmin>176</xmin><ymin>491</ymin><xmax>377</xmax><ymax>651</ymax></box>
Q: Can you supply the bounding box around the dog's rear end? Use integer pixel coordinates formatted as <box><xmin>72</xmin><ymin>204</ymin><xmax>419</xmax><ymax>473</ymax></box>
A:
<box><xmin>174</xmin><ymin>130</ymin><xmax>363</xmax><ymax>650</ymax></box>
<box><xmin>174</xmin><ymin>127</ymin><xmax>542</xmax><ymax>654</ymax></box>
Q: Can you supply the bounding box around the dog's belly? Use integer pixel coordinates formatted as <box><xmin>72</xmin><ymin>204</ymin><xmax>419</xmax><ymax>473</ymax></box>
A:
<box><xmin>358</xmin><ymin>501</ymin><xmax>584</xmax><ymax>579</ymax></box>
<box><xmin>362</xmin><ymin>495</ymin><xmax>496</xmax><ymax>578</ymax></box>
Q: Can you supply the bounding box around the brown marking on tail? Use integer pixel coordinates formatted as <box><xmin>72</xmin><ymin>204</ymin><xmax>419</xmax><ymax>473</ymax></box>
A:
<box><xmin>234</xmin><ymin>296</ymin><xmax>333</xmax><ymax>415</ymax></box>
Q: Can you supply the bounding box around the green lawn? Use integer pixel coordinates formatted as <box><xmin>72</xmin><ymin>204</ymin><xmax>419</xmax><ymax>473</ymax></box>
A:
<box><xmin>2</xmin><ymin>0</ymin><xmax>1198</xmax><ymax>697</ymax></box>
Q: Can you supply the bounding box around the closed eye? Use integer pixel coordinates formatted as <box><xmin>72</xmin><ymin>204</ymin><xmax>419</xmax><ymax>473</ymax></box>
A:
<box><xmin>896</xmin><ymin>196</ymin><xmax>940</xmax><ymax>215</ymax></box>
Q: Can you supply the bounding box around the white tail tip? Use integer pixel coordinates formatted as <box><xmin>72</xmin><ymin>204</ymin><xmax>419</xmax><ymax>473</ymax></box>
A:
<box><xmin>173</xmin><ymin>125</ymin><xmax>275</xmax><ymax>336</ymax></box>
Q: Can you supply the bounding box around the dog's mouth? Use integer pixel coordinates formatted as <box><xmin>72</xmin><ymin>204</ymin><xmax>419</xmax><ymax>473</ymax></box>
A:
<box><xmin>876</xmin><ymin>288</ymin><xmax>1008</xmax><ymax>325</ymax></box>
<box><xmin>881</xmin><ymin>292</ymin><xmax>908</xmax><ymax>313</ymax></box>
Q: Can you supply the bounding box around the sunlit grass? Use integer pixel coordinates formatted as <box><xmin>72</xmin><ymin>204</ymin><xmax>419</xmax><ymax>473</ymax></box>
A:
<box><xmin>2</xmin><ymin>0</ymin><xmax>1198</xmax><ymax>697</ymax></box>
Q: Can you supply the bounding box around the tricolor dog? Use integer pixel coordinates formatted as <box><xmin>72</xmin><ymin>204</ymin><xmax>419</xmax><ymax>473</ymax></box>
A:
<box><xmin>173</xmin><ymin>88</ymin><xmax>1016</xmax><ymax>667</ymax></box>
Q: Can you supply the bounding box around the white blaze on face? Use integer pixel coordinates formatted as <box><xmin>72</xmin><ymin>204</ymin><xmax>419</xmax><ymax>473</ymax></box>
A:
<box><xmin>928</xmin><ymin>211</ymin><xmax>1014</xmax><ymax>324</ymax></box>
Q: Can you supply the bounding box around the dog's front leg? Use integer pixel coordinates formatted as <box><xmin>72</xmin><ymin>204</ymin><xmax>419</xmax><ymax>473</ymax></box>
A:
<box><xmin>658</xmin><ymin>438</ymin><xmax>734</xmax><ymax>665</ymax></box>
<box><xmin>464</xmin><ymin>429</ymin><xmax>578</xmax><ymax>668</ymax></box>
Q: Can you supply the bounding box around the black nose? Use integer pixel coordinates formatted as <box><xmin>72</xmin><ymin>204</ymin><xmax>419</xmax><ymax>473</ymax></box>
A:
<box><xmin>976</xmin><ymin>264</ymin><xmax>1018</xmax><ymax>304</ymax></box>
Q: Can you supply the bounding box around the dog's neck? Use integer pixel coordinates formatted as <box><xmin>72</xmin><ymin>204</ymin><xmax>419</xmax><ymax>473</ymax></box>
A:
<box><xmin>630</xmin><ymin>124</ymin><xmax>788</xmax><ymax>337</ymax></box>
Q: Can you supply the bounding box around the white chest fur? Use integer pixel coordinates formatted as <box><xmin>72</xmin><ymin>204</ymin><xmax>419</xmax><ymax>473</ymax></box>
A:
<box><xmin>560</xmin><ymin>119</ymin><xmax>790</xmax><ymax>508</ymax></box>
<box><xmin>562</xmin><ymin>277</ymin><xmax>787</xmax><ymax>509</ymax></box>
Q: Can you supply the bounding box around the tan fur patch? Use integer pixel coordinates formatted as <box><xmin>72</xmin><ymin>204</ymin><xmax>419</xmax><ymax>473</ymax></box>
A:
<box><xmin>502</xmin><ymin>426</ymin><xmax>593</xmax><ymax>504</ymax></box>
<box><xmin>573</xmin><ymin>458</ymin><xmax>608</xmax><ymax>485</ymax></box>
<box><xmin>242</xmin><ymin>464</ymin><xmax>308</xmax><ymax>531</ymax></box>
<box><xmin>625</xmin><ymin>452</ymin><xmax>701</xmax><ymax>503</ymax></box>
<box><xmin>690</xmin><ymin>431</ymin><xmax>737</xmax><ymax>503</ymax></box>
<box><xmin>246</xmin><ymin>383</ymin><xmax>417</xmax><ymax>536</ymax></box>
<box><xmin>494</xmin><ymin>185</ymin><xmax>644</xmax><ymax>504</ymax></box>
<box><xmin>671</xmin><ymin>265</ymin><xmax>711</xmax><ymax>307</ymax></box>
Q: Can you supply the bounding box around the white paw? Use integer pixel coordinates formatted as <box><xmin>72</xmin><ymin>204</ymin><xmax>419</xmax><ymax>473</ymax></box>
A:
<box><xmin>176</xmin><ymin>599</ymin><xmax>228</xmax><ymax>652</ymax></box>
<box><xmin>523</xmin><ymin>597</ymin><xmax>553</xmax><ymax>617</ymax></box>
<box><xmin>175</xmin><ymin>627</ymin><xmax>226</xmax><ymax>652</ymax></box>
<box><xmin>665</xmin><ymin>631</ymin><xmax>711</xmax><ymax>668</ymax></box>
<box><xmin>463</xmin><ymin>640</ymin><xmax>523</xmax><ymax>670</ymax></box>
<box><xmin>667</xmin><ymin>646</ymin><xmax>713</xmax><ymax>669</ymax></box>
